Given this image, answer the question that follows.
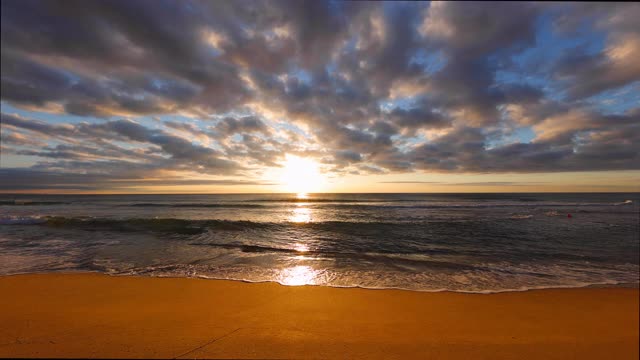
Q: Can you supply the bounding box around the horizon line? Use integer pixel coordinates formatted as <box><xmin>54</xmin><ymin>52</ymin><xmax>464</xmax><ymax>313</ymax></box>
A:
<box><xmin>1</xmin><ymin>191</ymin><xmax>638</xmax><ymax>196</ymax></box>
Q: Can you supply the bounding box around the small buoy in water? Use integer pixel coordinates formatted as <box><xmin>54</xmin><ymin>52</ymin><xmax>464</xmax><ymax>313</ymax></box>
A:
<box><xmin>567</xmin><ymin>213</ymin><xmax>572</xmax><ymax>218</ymax></box>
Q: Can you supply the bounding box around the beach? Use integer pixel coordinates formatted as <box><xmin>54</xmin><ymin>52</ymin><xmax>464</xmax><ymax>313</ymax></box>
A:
<box><xmin>2</xmin><ymin>0</ymin><xmax>639</xmax><ymax>357</ymax></box>
<box><xmin>1</xmin><ymin>273</ymin><xmax>637</xmax><ymax>359</ymax></box>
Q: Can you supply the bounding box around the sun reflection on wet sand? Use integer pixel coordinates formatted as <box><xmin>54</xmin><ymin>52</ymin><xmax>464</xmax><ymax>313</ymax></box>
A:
<box><xmin>278</xmin><ymin>265</ymin><xmax>320</xmax><ymax>286</ymax></box>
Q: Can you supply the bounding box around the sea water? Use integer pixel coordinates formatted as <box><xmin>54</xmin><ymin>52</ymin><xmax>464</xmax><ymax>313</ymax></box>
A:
<box><xmin>1</xmin><ymin>193</ymin><xmax>638</xmax><ymax>293</ymax></box>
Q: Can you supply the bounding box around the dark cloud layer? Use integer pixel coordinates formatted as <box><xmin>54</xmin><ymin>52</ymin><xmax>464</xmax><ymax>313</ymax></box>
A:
<box><xmin>1</xmin><ymin>1</ymin><xmax>639</xmax><ymax>191</ymax></box>
<box><xmin>0</xmin><ymin>169</ymin><xmax>275</xmax><ymax>191</ymax></box>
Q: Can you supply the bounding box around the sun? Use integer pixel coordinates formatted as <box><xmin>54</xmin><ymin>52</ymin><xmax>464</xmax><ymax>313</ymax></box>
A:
<box><xmin>279</xmin><ymin>154</ymin><xmax>325</xmax><ymax>194</ymax></box>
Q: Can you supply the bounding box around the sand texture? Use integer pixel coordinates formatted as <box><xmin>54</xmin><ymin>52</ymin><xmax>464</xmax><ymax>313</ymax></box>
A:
<box><xmin>0</xmin><ymin>273</ymin><xmax>638</xmax><ymax>359</ymax></box>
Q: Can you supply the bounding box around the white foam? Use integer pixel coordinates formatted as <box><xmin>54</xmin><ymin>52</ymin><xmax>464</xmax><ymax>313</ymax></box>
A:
<box><xmin>509</xmin><ymin>214</ymin><xmax>533</xmax><ymax>219</ymax></box>
<box><xmin>105</xmin><ymin>272</ymin><xmax>637</xmax><ymax>294</ymax></box>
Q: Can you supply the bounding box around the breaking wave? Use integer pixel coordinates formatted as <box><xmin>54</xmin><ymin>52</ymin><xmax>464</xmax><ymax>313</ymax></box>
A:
<box><xmin>0</xmin><ymin>215</ymin><xmax>48</xmax><ymax>225</ymax></box>
<box><xmin>127</xmin><ymin>203</ymin><xmax>268</xmax><ymax>208</ymax></box>
<box><xmin>40</xmin><ymin>217</ymin><xmax>276</xmax><ymax>234</ymax></box>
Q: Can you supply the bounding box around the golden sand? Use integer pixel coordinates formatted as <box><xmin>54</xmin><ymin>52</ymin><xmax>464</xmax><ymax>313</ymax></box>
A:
<box><xmin>0</xmin><ymin>273</ymin><xmax>637</xmax><ymax>359</ymax></box>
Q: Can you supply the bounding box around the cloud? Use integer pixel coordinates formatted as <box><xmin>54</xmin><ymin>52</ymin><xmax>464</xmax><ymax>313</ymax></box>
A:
<box><xmin>334</xmin><ymin>150</ymin><xmax>362</xmax><ymax>164</ymax></box>
<box><xmin>215</xmin><ymin>116</ymin><xmax>269</xmax><ymax>136</ymax></box>
<box><xmin>449</xmin><ymin>182</ymin><xmax>544</xmax><ymax>186</ymax></box>
<box><xmin>409</xmin><ymin>115</ymin><xmax>640</xmax><ymax>173</ymax></box>
<box><xmin>0</xmin><ymin>168</ymin><xmax>276</xmax><ymax>191</ymax></box>
<box><xmin>378</xmin><ymin>181</ymin><xmax>440</xmax><ymax>184</ymax></box>
<box><xmin>551</xmin><ymin>3</ymin><xmax>640</xmax><ymax>99</ymax></box>
<box><xmin>2</xmin><ymin>112</ymin><xmax>241</xmax><ymax>175</ymax></box>
<box><xmin>1</xmin><ymin>1</ymin><xmax>639</xmax><ymax>192</ymax></box>
<box><xmin>386</xmin><ymin>102</ymin><xmax>450</xmax><ymax>132</ymax></box>
<box><xmin>420</xmin><ymin>1</ymin><xmax>539</xmax><ymax>55</ymax></box>
<box><xmin>553</xmin><ymin>35</ymin><xmax>640</xmax><ymax>100</ymax></box>
<box><xmin>377</xmin><ymin>181</ymin><xmax>546</xmax><ymax>186</ymax></box>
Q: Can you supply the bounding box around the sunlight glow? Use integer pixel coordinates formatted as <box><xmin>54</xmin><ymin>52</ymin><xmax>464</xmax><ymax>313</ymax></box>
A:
<box><xmin>293</xmin><ymin>242</ymin><xmax>309</xmax><ymax>252</ymax></box>
<box><xmin>279</xmin><ymin>154</ymin><xmax>325</xmax><ymax>194</ymax></box>
<box><xmin>289</xmin><ymin>206</ymin><xmax>312</xmax><ymax>223</ymax></box>
<box><xmin>278</xmin><ymin>265</ymin><xmax>320</xmax><ymax>286</ymax></box>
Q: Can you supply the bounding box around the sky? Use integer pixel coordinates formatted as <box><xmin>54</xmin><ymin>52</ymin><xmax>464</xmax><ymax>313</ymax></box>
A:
<box><xmin>0</xmin><ymin>0</ymin><xmax>639</xmax><ymax>194</ymax></box>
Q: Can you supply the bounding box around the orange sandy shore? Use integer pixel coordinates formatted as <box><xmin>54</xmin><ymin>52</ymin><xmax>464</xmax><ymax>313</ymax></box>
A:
<box><xmin>0</xmin><ymin>273</ymin><xmax>638</xmax><ymax>359</ymax></box>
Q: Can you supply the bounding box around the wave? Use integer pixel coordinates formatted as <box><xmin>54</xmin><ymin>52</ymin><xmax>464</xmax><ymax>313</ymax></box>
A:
<box><xmin>509</xmin><ymin>214</ymin><xmax>534</xmax><ymax>219</ymax></box>
<box><xmin>7</xmin><ymin>215</ymin><xmax>494</xmax><ymax>233</ymax></box>
<box><xmin>1</xmin><ymin>268</ymin><xmax>633</xmax><ymax>294</ymax></box>
<box><xmin>133</xmin><ymin>200</ymin><xmax>637</xmax><ymax>211</ymax></box>
<box><xmin>0</xmin><ymin>215</ymin><xmax>48</xmax><ymax>225</ymax></box>
<box><xmin>188</xmin><ymin>242</ymin><xmax>458</xmax><ymax>260</ymax></box>
<box><xmin>1</xmin><ymin>199</ymin><xmax>632</xmax><ymax>209</ymax></box>
<box><xmin>158</xmin><ymin>276</ymin><xmax>638</xmax><ymax>294</ymax></box>
<box><xmin>40</xmin><ymin>217</ymin><xmax>274</xmax><ymax>234</ymax></box>
<box><xmin>89</xmin><ymin>265</ymin><xmax>637</xmax><ymax>294</ymax></box>
<box><xmin>243</xmin><ymin>198</ymin><xmax>634</xmax><ymax>206</ymax></box>
<box><xmin>195</xmin><ymin>243</ymin><xmax>300</xmax><ymax>254</ymax></box>
<box><xmin>127</xmin><ymin>203</ymin><xmax>267</xmax><ymax>208</ymax></box>
<box><xmin>28</xmin><ymin>216</ymin><xmax>415</xmax><ymax>234</ymax></box>
<box><xmin>332</xmin><ymin>201</ymin><xmax>635</xmax><ymax>209</ymax></box>
<box><xmin>248</xmin><ymin>198</ymin><xmax>421</xmax><ymax>203</ymax></box>
<box><xmin>1</xmin><ymin>208</ymin><xmax>633</xmax><ymax>235</ymax></box>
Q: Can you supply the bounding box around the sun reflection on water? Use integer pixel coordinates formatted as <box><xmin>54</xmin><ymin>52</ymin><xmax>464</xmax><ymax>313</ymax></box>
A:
<box><xmin>278</xmin><ymin>265</ymin><xmax>321</xmax><ymax>286</ymax></box>
<box><xmin>290</xmin><ymin>206</ymin><xmax>312</xmax><ymax>223</ymax></box>
<box><xmin>293</xmin><ymin>242</ymin><xmax>309</xmax><ymax>252</ymax></box>
<box><xmin>279</xmin><ymin>194</ymin><xmax>320</xmax><ymax>286</ymax></box>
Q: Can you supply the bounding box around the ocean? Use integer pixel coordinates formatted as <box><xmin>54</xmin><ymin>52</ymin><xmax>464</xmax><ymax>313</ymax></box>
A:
<box><xmin>1</xmin><ymin>193</ymin><xmax>638</xmax><ymax>293</ymax></box>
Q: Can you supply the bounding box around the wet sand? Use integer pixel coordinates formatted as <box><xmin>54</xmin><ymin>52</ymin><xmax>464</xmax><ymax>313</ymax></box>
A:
<box><xmin>0</xmin><ymin>273</ymin><xmax>638</xmax><ymax>359</ymax></box>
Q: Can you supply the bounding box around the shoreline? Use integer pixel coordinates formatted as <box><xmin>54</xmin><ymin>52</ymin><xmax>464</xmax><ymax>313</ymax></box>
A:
<box><xmin>1</xmin><ymin>270</ymin><xmax>638</xmax><ymax>294</ymax></box>
<box><xmin>1</xmin><ymin>273</ymin><xmax>638</xmax><ymax>359</ymax></box>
